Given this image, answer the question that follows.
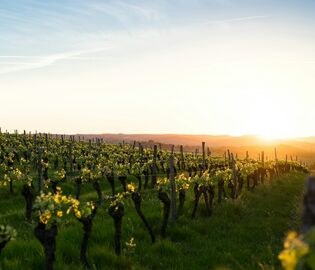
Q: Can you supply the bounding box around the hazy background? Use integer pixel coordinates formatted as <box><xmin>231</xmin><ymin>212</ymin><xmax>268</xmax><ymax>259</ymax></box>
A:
<box><xmin>0</xmin><ymin>0</ymin><xmax>314</xmax><ymax>138</ymax></box>
<box><xmin>67</xmin><ymin>133</ymin><xmax>314</xmax><ymax>165</ymax></box>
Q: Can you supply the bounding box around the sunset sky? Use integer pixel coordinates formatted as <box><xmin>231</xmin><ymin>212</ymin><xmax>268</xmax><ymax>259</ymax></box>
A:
<box><xmin>0</xmin><ymin>0</ymin><xmax>314</xmax><ymax>138</ymax></box>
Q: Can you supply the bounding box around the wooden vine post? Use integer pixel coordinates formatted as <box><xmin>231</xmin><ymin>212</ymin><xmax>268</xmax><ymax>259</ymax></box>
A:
<box><xmin>34</xmin><ymin>133</ymin><xmax>37</xmax><ymax>150</ymax></box>
<box><xmin>227</xmin><ymin>149</ymin><xmax>231</xmax><ymax>168</ymax></box>
<box><xmin>202</xmin><ymin>142</ymin><xmax>206</xmax><ymax>171</ymax></box>
<box><xmin>169</xmin><ymin>145</ymin><xmax>176</xmax><ymax>225</ymax></box>
<box><xmin>151</xmin><ymin>145</ymin><xmax>158</xmax><ymax>187</ymax></box>
<box><xmin>231</xmin><ymin>153</ymin><xmax>237</xmax><ymax>199</ymax></box>
<box><xmin>180</xmin><ymin>145</ymin><xmax>185</xmax><ymax>169</ymax></box>
<box><xmin>302</xmin><ymin>176</ymin><xmax>315</xmax><ymax>233</ymax></box>
<box><xmin>37</xmin><ymin>147</ymin><xmax>44</xmax><ymax>192</ymax></box>
<box><xmin>45</xmin><ymin>133</ymin><xmax>49</xmax><ymax>149</ymax></box>
<box><xmin>138</xmin><ymin>143</ymin><xmax>142</xmax><ymax>156</ymax></box>
<box><xmin>261</xmin><ymin>151</ymin><xmax>265</xmax><ymax>183</ymax></box>
<box><xmin>69</xmin><ymin>143</ymin><xmax>73</xmax><ymax>177</ymax></box>
<box><xmin>275</xmin><ymin>147</ymin><xmax>279</xmax><ymax>176</ymax></box>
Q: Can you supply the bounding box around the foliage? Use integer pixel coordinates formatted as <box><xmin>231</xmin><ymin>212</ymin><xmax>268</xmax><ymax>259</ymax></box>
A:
<box><xmin>0</xmin><ymin>225</ymin><xmax>17</xmax><ymax>243</ymax></box>
<box><xmin>279</xmin><ymin>229</ymin><xmax>315</xmax><ymax>270</ymax></box>
<box><xmin>33</xmin><ymin>187</ymin><xmax>80</xmax><ymax>226</ymax></box>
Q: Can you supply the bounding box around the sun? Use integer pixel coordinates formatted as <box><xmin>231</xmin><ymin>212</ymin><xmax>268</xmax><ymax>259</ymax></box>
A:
<box><xmin>252</xmin><ymin>117</ymin><xmax>295</xmax><ymax>141</ymax></box>
<box><xmin>257</xmin><ymin>132</ymin><xmax>291</xmax><ymax>141</ymax></box>
<box><xmin>246</xmin><ymin>92</ymin><xmax>297</xmax><ymax>140</ymax></box>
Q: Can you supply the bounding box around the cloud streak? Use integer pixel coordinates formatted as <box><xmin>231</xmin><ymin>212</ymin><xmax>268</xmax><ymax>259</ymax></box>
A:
<box><xmin>203</xmin><ymin>15</ymin><xmax>270</xmax><ymax>25</ymax></box>
<box><xmin>0</xmin><ymin>47</ymin><xmax>111</xmax><ymax>75</ymax></box>
<box><xmin>0</xmin><ymin>12</ymin><xmax>271</xmax><ymax>75</ymax></box>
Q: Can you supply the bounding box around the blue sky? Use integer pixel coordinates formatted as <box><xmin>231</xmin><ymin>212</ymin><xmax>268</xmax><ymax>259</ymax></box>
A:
<box><xmin>0</xmin><ymin>1</ymin><xmax>315</xmax><ymax>137</ymax></box>
<box><xmin>1</xmin><ymin>0</ymin><xmax>314</xmax><ymax>71</ymax></box>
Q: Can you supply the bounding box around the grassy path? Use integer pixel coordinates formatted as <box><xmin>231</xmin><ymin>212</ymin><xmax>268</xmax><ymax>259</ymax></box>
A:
<box><xmin>0</xmin><ymin>173</ymin><xmax>307</xmax><ymax>270</ymax></box>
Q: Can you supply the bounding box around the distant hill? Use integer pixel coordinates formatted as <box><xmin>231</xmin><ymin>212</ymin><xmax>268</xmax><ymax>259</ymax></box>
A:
<box><xmin>73</xmin><ymin>133</ymin><xmax>315</xmax><ymax>165</ymax></box>
<box><xmin>75</xmin><ymin>133</ymin><xmax>274</xmax><ymax>147</ymax></box>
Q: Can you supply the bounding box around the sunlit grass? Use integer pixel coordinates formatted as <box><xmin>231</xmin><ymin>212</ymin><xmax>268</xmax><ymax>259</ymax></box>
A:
<box><xmin>0</xmin><ymin>173</ymin><xmax>306</xmax><ymax>270</ymax></box>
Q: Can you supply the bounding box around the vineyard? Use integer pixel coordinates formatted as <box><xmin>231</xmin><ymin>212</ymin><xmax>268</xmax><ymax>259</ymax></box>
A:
<box><xmin>0</xmin><ymin>132</ymin><xmax>309</xmax><ymax>270</ymax></box>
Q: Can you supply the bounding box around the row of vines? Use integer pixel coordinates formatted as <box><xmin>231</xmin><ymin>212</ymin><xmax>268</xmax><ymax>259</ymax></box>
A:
<box><xmin>0</xmin><ymin>132</ymin><xmax>308</xmax><ymax>269</ymax></box>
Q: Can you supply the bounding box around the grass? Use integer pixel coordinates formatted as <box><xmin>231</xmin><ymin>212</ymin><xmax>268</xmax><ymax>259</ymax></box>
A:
<box><xmin>0</xmin><ymin>172</ymin><xmax>307</xmax><ymax>270</ymax></box>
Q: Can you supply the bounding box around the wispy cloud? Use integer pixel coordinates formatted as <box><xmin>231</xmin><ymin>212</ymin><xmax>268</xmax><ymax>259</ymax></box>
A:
<box><xmin>86</xmin><ymin>1</ymin><xmax>161</xmax><ymax>25</ymax></box>
<box><xmin>116</xmin><ymin>2</ymin><xmax>161</xmax><ymax>21</ymax></box>
<box><xmin>0</xmin><ymin>47</ymin><xmax>111</xmax><ymax>75</ymax></box>
<box><xmin>0</xmin><ymin>12</ymin><xmax>271</xmax><ymax>75</ymax></box>
<box><xmin>204</xmin><ymin>15</ymin><xmax>270</xmax><ymax>25</ymax></box>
